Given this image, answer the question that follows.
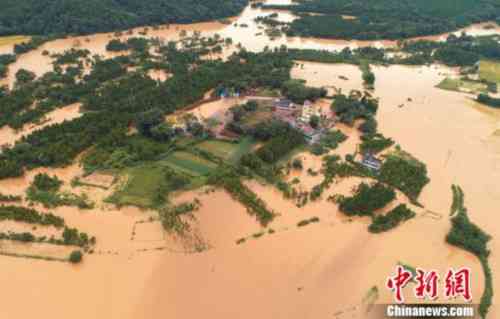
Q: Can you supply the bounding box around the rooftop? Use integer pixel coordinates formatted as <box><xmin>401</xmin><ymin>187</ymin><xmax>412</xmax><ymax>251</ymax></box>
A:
<box><xmin>274</xmin><ymin>99</ymin><xmax>294</xmax><ymax>109</ymax></box>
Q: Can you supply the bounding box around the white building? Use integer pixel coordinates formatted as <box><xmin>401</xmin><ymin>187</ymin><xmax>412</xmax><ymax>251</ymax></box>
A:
<box><xmin>300</xmin><ymin>100</ymin><xmax>321</xmax><ymax>123</ymax></box>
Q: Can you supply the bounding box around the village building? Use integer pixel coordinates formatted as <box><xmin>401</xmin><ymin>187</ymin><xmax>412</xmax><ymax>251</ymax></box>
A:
<box><xmin>300</xmin><ymin>124</ymin><xmax>322</xmax><ymax>144</ymax></box>
<box><xmin>299</xmin><ymin>100</ymin><xmax>321</xmax><ymax>123</ymax></box>
<box><xmin>165</xmin><ymin>115</ymin><xmax>187</xmax><ymax>131</ymax></box>
<box><xmin>218</xmin><ymin>87</ymin><xmax>241</xmax><ymax>98</ymax></box>
<box><xmin>271</xmin><ymin>98</ymin><xmax>325</xmax><ymax>144</ymax></box>
<box><xmin>273</xmin><ymin>98</ymin><xmax>298</xmax><ymax>112</ymax></box>
<box><xmin>361</xmin><ymin>153</ymin><xmax>382</xmax><ymax>171</ymax></box>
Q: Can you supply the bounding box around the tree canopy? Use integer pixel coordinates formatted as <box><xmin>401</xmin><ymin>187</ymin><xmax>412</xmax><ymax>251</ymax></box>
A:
<box><xmin>0</xmin><ymin>0</ymin><xmax>248</xmax><ymax>36</ymax></box>
<box><xmin>262</xmin><ymin>0</ymin><xmax>500</xmax><ymax>40</ymax></box>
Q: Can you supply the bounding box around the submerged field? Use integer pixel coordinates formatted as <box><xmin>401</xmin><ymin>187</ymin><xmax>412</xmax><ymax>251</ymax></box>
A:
<box><xmin>0</xmin><ymin>35</ymin><xmax>30</xmax><ymax>47</ymax></box>
<box><xmin>107</xmin><ymin>137</ymin><xmax>258</xmax><ymax>208</ymax></box>
<box><xmin>436</xmin><ymin>77</ymin><xmax>488</xmax><ymax>94</ymax></box>
<box><xmin>479</xmin><ymin>59</ymin><xmax>500</xmax><ymax>83</ymax></box>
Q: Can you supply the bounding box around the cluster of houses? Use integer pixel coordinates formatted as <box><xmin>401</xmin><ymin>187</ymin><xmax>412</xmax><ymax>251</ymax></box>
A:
<box><xmin>272</xmin><ymin>98</ymin><xmax>383</xmax><ymax>171</ymax></box>
<box><xmin>165</xmin><ymin>94</ymin><xmax>383</xmax><ymax>172</ymax></box>
<box><xmin>271</xmin><ymin>98</ymin><xmax>326</xmax><ymax>144</ymax></box>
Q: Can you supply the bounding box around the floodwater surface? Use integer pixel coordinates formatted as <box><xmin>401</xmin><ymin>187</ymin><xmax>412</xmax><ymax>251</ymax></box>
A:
<box><xmin>0</xmin><ymin>0</ymin><xmax>500</xmax><ymax>318</ymax></box>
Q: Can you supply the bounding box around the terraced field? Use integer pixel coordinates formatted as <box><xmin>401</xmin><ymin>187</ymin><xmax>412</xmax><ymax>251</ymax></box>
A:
<box><xmin>110</xmin><ymin>164</ymin><xmax>168</xmax><ymax>208</ymax></box>
<box><xmin>163</xmin><ymin>151</ymin><xmax>218</xmax><ymax>176</ymax></box>
<box><xmin>479</xmin><ymin>59</ymin><xmax>500</xmax><ymax>83</ymax></box>
<box><xmin>196</xmin><ymin>137</ymin><xmax>255</xmax><ymax>163</ymax></box>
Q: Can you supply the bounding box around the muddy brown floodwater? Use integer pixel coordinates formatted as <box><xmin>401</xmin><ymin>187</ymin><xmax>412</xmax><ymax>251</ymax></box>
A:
<box><xmin>0</xmin><ymin>0</ymin><xmax>500</xmax><ymax>318</ymax></box>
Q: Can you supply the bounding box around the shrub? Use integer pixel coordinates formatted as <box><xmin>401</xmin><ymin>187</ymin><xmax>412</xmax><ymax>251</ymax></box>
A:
<box><xmin>69</xmin><ymin>250</ymin><xmax>83</xmax><ymax>263</ymax></box>
<box><xmin>297</xmin><ymin>217</ymin><xmax>320</xmax><ymax>227</ymax></box>
<box><xmin>32</xmin><ymin>173</ymin><xmax>63</xmax><ymax>192</ymax></box>
<box><xmin>292</xmin><ymin>158</ymin><xmax>303</xmax><ymax>170</ymax></box>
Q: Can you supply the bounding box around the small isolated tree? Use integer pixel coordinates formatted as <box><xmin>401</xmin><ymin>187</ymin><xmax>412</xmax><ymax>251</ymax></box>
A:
<box><xmin>151</xmin><ymin>123</ymin><xmax>175</xmax><ymax>142</ymax></box>
<box><xmin>69</xmin><ymin>250</ymin><xmax>83</xmax><ymax>263</ymax></box>
<box><xmin>292</xmin><ymin>158</ymin><xmax>303</xmax><ymax>170</ymax></box>
<box><xmin>362</xmin><ymin>71</ymin><xmax>375</xmax><ymax>86</ymax></box>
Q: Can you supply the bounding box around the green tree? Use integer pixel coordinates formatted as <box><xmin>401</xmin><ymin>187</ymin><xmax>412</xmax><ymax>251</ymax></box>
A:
<box><xmin>69</xmin><ymin>250</ymin><xmax>83</xmax><ymax>263</ymax></box>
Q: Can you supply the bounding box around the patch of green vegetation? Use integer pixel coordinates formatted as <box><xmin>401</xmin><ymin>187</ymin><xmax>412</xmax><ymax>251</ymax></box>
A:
<box><xmin>209</xmin><ymin>169</ymin><xmax>275</xmax><ymax>226</ymax></box>
<box><xmin>196</xmin><ymin>137</ymin><xmax>256</xmax><ymax>163</ymax></box>
<box><xmin>62</xmin><ymin>227</ymin><xmax>95</xmax><ymax>248</ymax></box>
<box><xmin>229</xmin><ymin>105</ymin><xmax>274</xmax><ymax>133</ymax></box>
<box><xmin>82</xmin><ymin>133</ymin><xmax>175</xmax><ymax>174</ymax></box>
<box><xmin>256</xmin><ymin>126</ymin><xmax>306</xmax><ymax>164</ymax></box>
<box><xmin>71</xmin><ymin>177</ymin><xmax>109</xmax><ymax>190</ymax></box>
<box><xmin>265</xmin><ymin>0</ymin><xmax>493</xmax><ymax>40</ymax></box>
<box><xmin>0</xmin><ymin>0</ymin><xmax>248</xmax><ymax>36</ymax></box>
<box><xmin>0</xmin><ymin>251</ymin><xmax>69</xmax><ymax>263</ymax></box>
<box><xmin>32</xmin><ymin>173</ymin><xmax>62</xmax><ymax>192</ymax></box>
<box><xmin>26</xmin><ymin>173</ymin><xmax>94</xmax><ymax>209</ymax></box>
<box><xmin>0</xmin><ymin>35</ymin><xmax>31</xmax><ymax>46</ymax></box>
<box><xmin>332</xmin><ymin>91</ymin><xmax>379</xmax><ymax>128</ymax></box>
<box><xmin>368</xmin><ymin>204</ymin><xmax>416</xmax><ymax>233</ymax></box>
<box><xmin>0</xmin><ymin>42</ymin><xmax>294</xmax><ymax>182</ymax></box>
<box><xmin>297</xmin><ymin>216</ymin><xmax>320</xmax><ymax>227</ymax></box>
<box><xmin>253</xmin><ymin>88</ymin><xmax>281</xmax><ymax>97</ymax></box>
<box><xmin>310</xmin><ymin>129</ymin><xmax>347</xmax><ymax>155</ymax></box>
<box><xmin>445</xmin><ymin>185</ymin><xmax>492</xmax><ymax>319</ymax></box>
<box><xmin>476</xmin><ymin>93</ymin><xmax>500</xmax><ymax>108</ymax></box>
<box><xmin>69</xmin><ymin>250</ymin><xmax>83</xmax><ymax>263</ymax></box>
<box><xmin>164</xmin><ymin>151</ymin><xmax>218</xmax><ymax>176</ymax></box>
<box><xmin>338</xmin><ymin>182</ymin><xmax>396</xmax><ymax>217</ymax></box>
<box><xmin>0</xmin><ymin>193</ymin><xmax>22</xmax><ymax>202</ymax></box>
<box><xmin>0</xmin><ymin>205</ymin><xmax>64</xmax><ymax>228</ymax></box>
<box><xmin>450</xmin><ymin>184</ymin><xmax>464</xmax><ymax>216</ymax></box>
<box><xmin>196</xmin><ymin>140</ymin><xmax>238</xmax><ymax>161</ymax></box>
<box><xmin>159</xmin><ymin>200</ymin><xmax>200</xmax><ymax>234</ymax></box>
<box><xmin>479</xmin><ymin>59</ymin><xmax>500</xmax><ymax>83</ymax></box>
<box><xmin>436</xmin><ymin>78</ymin><xmax>461</xmax><ymax>91</ymax></box>
<box><xmin>379</xmin><ymin>150</ymin><xmax>430</xmax><ymax>202</ymax></box>
<box><xmin>360</xmin><ymin>60</ymin><xmax>375</xmax><ymax>89</ymax></box>
<box><xmin>436</xmin><ymin>77</ymin><xmax>488</xmax><ymax>94</ymax></box>
<box><xmin>360</xmin><ymin>133</ymin><xmax>394</xmax><ymax>154</ymax></box>
<box><xmin>0</xmin><ymin>54</ymin><xmax>16</xmax><ymax>78</ymax></box>
<box><xmin>108</xmin><ymin>164</ymin><xmax>190</xmax><ymax>208</ymax></box>
<box><xmin>281</xmin><ymin>79</ymin><xmax>327</xmax><ymax>104</ymax></box>
<box><xmin>0</xmin><ymin>226</ymin><xmax>94</xmax><ymax>249</ymax></box>
<box><xmin>252</xmin><ymin>231</ymin><xmax>265</xmax><ymax>238</ymax></box>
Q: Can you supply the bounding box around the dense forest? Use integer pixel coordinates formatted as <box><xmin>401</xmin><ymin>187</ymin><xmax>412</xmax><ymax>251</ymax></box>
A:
<box><xmin>262</xmin><ymin>0</ymin><xmax>500</xmax><ymax>40</ymax></box>
<box><xmin>0</xmin><ymin>0</ymin><xmax>248</xmax><ymax>36</ymax></box>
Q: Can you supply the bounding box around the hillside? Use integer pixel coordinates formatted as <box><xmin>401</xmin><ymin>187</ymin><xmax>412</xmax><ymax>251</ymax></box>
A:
<box><xmin>262</xmin><ymin>0</ymin><xmax>500</xmax><ymax>40</ymax></box>
<box><xmin>0</xmin><ymin>0</ymin><xmax>248</xmax><ymax>36</ymax></box>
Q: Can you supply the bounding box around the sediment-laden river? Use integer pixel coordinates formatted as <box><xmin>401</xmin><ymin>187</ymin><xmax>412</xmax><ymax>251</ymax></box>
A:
<box><xmin>0</xmin><ymin>1</ymin><xmax>499</xmax><ymax>318</ymax></box>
